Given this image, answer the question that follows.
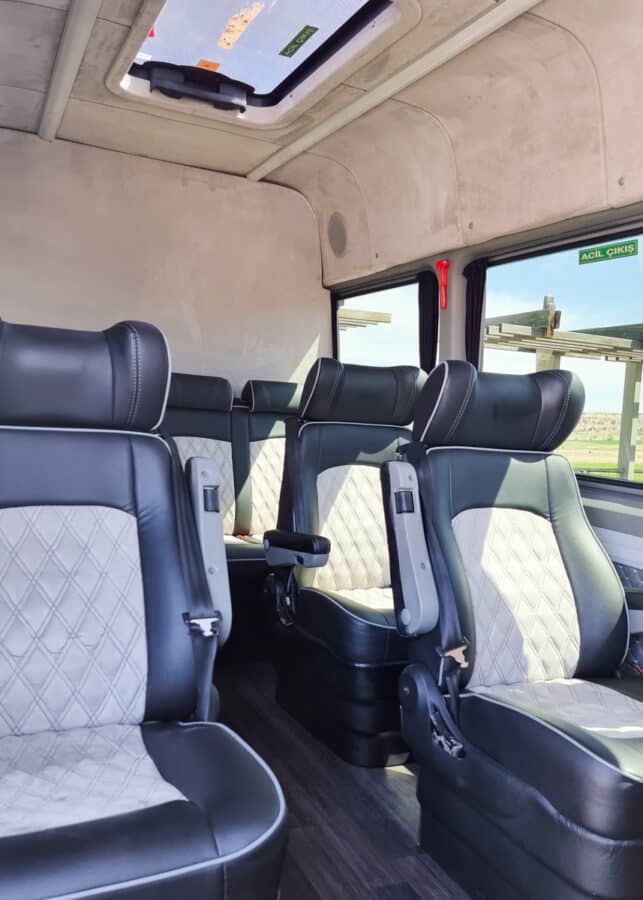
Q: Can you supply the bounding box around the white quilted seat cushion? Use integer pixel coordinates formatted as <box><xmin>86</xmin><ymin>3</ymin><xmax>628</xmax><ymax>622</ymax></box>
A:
<box><xmin>332</xmin><ymin>587</ymin><xmax>394</xmax><ymax>611</ymax></box>
<box><xmin>0</xmin><ymin>725</ymin><xmax>184</xmax><ymax>838</ymax></box>
<box><xmin>452</xmin><ymin>506</ymin><xmax>581</xmax><ymax>688</ymax></box>
<box><xmin>249</xmin><ymin>438</ymin><xmax>286</xmax><ymax>537</ymax></box>
<box><xmin>313</xmin><ymin>464</ymin><xmax>391</xmax><ymax>595</ymax></box>
<box><xmin>474</xmin><ymin>679</ymin><xmax>643</xmax><ymax>740</ymax></box>
<box><xmin>0</xmin><ymin>505</ymin><xmax>148</xmax><ymax>737</ymax></box>
<box><xmin>173</xmin><ymin>436</ymin><xmax>236</xmax><ymax>534</ymax></box>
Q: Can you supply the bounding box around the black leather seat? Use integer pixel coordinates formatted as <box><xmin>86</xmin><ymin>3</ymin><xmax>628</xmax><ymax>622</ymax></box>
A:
<box><xmin>162</xmin><ymin>375</ymin><xmax>300</xmax><ymax>658</ymax></box>
<box><xmin>0</xmin><ymin>320</ymin><xmax>286</xmax><ymax>899</ymax></box>
<box><xmin>274</xmin><ymin>358</ymin><xmax>426</xmax><ymax>767</ymax></box>
<box><xmin>384</xmin><ymin>360</ymin><xmax>642</xmax><ymax>900</ymax></box>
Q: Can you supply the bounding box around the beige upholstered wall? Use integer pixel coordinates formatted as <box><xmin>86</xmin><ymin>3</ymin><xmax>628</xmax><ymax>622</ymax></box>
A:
<box><xmin>0</xmin><ymin>130</ymin><xmax>330</xmax><ymax>391</ymax></box>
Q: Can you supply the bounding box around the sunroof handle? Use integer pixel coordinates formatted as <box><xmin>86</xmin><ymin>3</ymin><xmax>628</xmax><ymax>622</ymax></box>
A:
<box><xmin>143</xmin><ymin>64</ymin><xmax>249</xmax><ymax>113</ymax></box>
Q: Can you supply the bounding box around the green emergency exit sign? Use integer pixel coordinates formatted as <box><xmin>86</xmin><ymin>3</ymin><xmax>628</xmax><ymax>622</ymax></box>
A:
<box><xmin>280</xmin><ymin>25</ymin><xmax>318</xmax><ymax>58</ymax></box>
<box><xmin>578</xmin><ymin>239</ymin><xmax>638</xmax><ymax>265</ymax></box>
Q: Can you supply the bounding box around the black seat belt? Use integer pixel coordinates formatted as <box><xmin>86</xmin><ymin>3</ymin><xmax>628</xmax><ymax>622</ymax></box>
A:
<box><xmin>163</xmin><ymin>434</ymin><xmax>221</xmax><ymax>722</ymax></box>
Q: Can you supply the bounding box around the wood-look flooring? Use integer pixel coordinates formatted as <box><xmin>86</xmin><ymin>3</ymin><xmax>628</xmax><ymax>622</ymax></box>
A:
<box><xmin>218</xmin><ymin>663</ymin><xmax>471</xmax><ymax>900</ymax></box>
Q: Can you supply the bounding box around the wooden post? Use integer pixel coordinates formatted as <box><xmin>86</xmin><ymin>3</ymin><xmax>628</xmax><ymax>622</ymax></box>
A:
<box><xmin>618</xmin><ymin>361</ymin><xmax>642</xmax><ymax>480</ymax></box>
<box><xmin>536</xmin><ymin>350</ymin><xmax>561</xmax><ymax>371</ymax></box>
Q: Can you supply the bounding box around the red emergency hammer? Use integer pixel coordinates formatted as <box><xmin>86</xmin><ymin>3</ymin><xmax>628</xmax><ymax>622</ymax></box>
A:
<box><xmin>436</xmin><ymin>259</ymin><xmax>450</xmax><ymax>310</ymax></box>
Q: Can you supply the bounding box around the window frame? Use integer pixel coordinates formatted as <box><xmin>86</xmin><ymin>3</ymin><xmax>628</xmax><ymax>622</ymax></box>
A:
<box><xmin>331</xmin><ymin>269</ymin><xmax>439</xmax><ymax>372</ymax></box>
<box><xmin>475</xmin><ymin>221</ymin><xmax>643</xmax><ymax>490</ymax></box>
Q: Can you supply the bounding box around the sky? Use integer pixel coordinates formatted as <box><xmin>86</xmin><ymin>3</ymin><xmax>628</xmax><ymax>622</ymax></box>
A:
<box><xmin>137</xmin><ymin>0</ymin><xmax>367</xmax><ymax>93</ymax></box>
<box><xmin>339</xmin><ymin>285</ymin><xmax>420</xmax><ymax>368</ymax></box>
<box><xmin>340</xmin><ymin>238</ymin><xmax>643</xmax><ymax>414</ymax></box>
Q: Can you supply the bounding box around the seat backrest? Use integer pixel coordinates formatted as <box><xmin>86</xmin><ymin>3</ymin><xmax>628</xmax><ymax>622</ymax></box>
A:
<box><xmin>281</xmin><ymin>358</ymin><xmax>426</xmax><ymax>594</ymax></box>
<box><xmin>161</xmin><ymin>373</ymin><xmax>237</xmax><ymax>535</ymax></box>
<box><xmin>0</xmin><ymin>319</ymin><xmax>202</xmax><ymax>737</ymax></box>
<box><xmin>240</xmin><ymin>379</ymin><xmax>301</xmax><ymax>538</ymax></box>
<box><xmin>398</xmin><ymin>360</ymin><xmax>628</xmax><ymax>688</ymax></box>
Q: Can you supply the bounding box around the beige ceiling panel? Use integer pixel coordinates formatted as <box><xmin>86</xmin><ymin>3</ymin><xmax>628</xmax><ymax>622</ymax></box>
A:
<box><xmin>17</xmin><ymin>0</ymin><xmax>68</xmax><ymax>9</ymax></box>
<box><xmin>298</xmin><ymin>100</ymin><xmax>461</xmax><ymax>280</ymax></box>
<box><xmin>397</xmin><ymin>14</ymin><xmax>606</xmax><ymax>244</ymax></box>
<box><xmin>99</xmin><ymin>0</ymin><xmax>142</xmax><ymax>26</ymax></box>
<box><xmin>0</xmin><ymin>1</ymin><xmax>65</xmax><ymax>91</ymax></box>
<box><xmin>534</xmin><ymin>0</ymin><xmax>643</xmax><ymax>209</ymax></box>
<box><xmin>0</xmin><ymin>84</ymin><xmax>43</xmax><ymax>132</ymax></box>
<box><xmin>273</xmin><ymin>152</ymin><xmax>373</xmax><ymax>285</ymax></box>
<box><xmin>58</xmin><ymin>98</ymin><xmax>279</xmax><ymax>174</ymax></box>
<box><xmin>347</xmin><ymin>0</ymin><xmax>494</xmax><ymax>91</ymax></box>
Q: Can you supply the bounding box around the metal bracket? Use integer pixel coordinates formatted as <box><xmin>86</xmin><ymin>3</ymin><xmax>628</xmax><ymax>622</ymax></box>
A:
<box><xmin>183</xmin><ymin>612</ymin><xmax>222</xmax><ymax>638</ymax></box>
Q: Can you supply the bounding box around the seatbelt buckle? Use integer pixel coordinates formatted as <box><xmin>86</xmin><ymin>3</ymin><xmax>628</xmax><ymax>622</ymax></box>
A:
<box><xmin>437</xmin><ymin>640</ymin><xmax>469</xmax><ymax>687</ymax></box>
<box><xmin>183</xmin><ymin>611</ymin><xmax>222</xmax><ymax>638</ymax></box>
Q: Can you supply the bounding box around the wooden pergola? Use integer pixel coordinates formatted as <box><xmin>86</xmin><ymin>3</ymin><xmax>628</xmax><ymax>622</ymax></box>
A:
<box><xmin>484</xmin><ymin>296</ymin><xmax>643</xmax><ymax>479</ymax></box>
<box><xmin>337</xmin><ymin>308</ymin><xmax>392</xmax><ymax>331</ymax></box>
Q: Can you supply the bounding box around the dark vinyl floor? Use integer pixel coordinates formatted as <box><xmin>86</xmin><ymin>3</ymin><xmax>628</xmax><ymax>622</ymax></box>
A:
<box><xmin>218</xmin><ymin>663</ymin><xmax>471</xmax><ymax>900</ymax></box>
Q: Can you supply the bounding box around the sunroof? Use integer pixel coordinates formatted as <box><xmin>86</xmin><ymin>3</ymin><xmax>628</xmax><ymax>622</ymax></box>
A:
<box><xmin>134</xmin><ymin>0</ymin><xmax>383</xmax><ymax>97</ymax></box>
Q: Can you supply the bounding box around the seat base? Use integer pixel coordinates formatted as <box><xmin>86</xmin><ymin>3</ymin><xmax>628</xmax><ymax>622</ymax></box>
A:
<box><xmin>274</xmin><ymin>626</ymin><xmax>408</xmax><ymax>767</ymax></box>
<box><xmin>414</xmin><ymin>745</ymin><xmax>643</xmax><ymax>900</ymax></box>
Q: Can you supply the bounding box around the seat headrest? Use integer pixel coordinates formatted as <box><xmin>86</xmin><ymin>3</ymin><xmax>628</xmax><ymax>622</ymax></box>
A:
<box><xmin>168</xmin><ymin>373</ymin><xmax>233</xmax><ymax>413</ymax></box>
<box><xmin>413</xmin><ymin>360</ymin><xmax>584</xmax><ymax>451</ymax></box>
<box><xmin>0</xmin><ymin>319</ymin><xmax>170</xmax><ymax>431</ymax></box>
<box><xmin>241</xmin><ymin>379</ymin><xmax>302</xmax><ymax>415</ymax></box>
<box><xmin>300</xmin><ymin>358</ymin><xmax>426</xmax><ymax>426</ymax></box>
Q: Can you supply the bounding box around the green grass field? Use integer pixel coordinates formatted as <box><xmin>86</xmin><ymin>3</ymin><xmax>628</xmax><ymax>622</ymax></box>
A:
<box><xmin>560</xmin><ymin>439</ymin><xmax>643</xmax><ymax>482</ymax></box>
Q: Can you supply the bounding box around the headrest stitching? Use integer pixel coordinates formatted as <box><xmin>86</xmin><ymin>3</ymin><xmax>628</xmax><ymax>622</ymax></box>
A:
<box><xmin>418</xmin><ymin>361</ymin><xmax>448</xmax><ymax>443</ymax></box>
<box><xmin>531</xmin><ymin>376</ymin><xmax>546</xmax><ymax>451</ymax></box>
<box><xmin>541</xmin><ymin>370</ymin><xmax>571</xmax><ymax>449</ymax></box>
<box><xmin>300</xmin><ymin>359</ymin><xmax>322</xmax><ymax>419</ymax></box>
<box><xmin>443</xmin><ymin>364</ymin><xmax>475</xmax><ymax>443</ymax></box>
<box><xmin>124</xmin><ymin>324</ymin><xmax>140</xmax><ymax>428</ymax></box>
<box><xmin>131</xmin><ymin>324</ymin><xmax>143</xmax><ymax>428</ymax></box>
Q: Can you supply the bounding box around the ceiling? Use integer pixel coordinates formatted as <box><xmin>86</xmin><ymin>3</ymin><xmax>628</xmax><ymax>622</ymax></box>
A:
<box><xmin>3</xmin><ymin>0</ymin><xmax>643</xmax><ymax>285</ymax></box>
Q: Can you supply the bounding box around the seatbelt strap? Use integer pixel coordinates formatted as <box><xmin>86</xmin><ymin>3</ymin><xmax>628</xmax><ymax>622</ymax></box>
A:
<box><xmin>183</xmin><ymin>611</ymin><xmax>221</xmax><ymax>721</ymax></box>
<box><xmin>163</xmin><ymin>434</ymin><xmax>221</xmax><ymax>722</ymax></box>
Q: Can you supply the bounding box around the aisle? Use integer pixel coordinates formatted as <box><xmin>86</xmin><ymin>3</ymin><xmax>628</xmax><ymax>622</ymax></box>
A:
<box><xmin>218</xmin><ymin>663</ymin><xmax>470</xmax><ymax>900</ymax></box>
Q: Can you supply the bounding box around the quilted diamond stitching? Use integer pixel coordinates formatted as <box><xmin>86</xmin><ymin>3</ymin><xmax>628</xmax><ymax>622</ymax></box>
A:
<box><xmin>453</xmin><ymin>507</ymin><xmax>580</xmax><ymax>688</ymax></box>
<box><xmin>0</xmin><ymin>507</ymin><xmax>147</xmax><ymax>737</ymax></box>
<box><xmin>313</xmin><ymin>465</ymin><xmax>391</xmax><ymax>594</ymax></box>
<box><xmin>0</xmin><ymin>725</ymin><xmax>184</xmax><ymax>837</ymax></box>
<box><xmin>475</xmin><ymin>679</ymin><xmax>643</xmax><ymax>740</ymax></box>
<box><xmin>249</xmin><ymin>438</ymin><xmax>285</xmax><ymax>537</ymax></box>
<box><xmin>174</xmin><ymin>436</ymin><xmax>236</xmax><ymax>534</ymax></box>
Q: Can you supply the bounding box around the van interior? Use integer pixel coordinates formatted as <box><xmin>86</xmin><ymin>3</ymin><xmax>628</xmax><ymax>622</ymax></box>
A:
<box><xmin>2</xmin><ymin>1</ymin><xmax>643</xmax><ymax>898</ymax></box>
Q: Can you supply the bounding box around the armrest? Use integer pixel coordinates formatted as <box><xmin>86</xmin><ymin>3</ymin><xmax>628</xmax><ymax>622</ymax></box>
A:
<box><xmin>263</xmin><ymin>529</ymin><xmax>330</xmax><ymax>569</ymax></box>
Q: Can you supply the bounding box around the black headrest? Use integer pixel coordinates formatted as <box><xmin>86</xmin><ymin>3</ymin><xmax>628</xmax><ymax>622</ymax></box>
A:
<box><xmin>0</xmin><ymin>319</ymin><xmax>170</xmax><ymax>431</ymax></box>
<box><xmin>413</xmin><ymin>360</ymin><xmax>584</xmax><ymax>451</ymax></box>
<box><xmin>168</xmin><ymin>373</ymin><xmax>233</xmax><ymax>413</ymax></box>
<box><xmin>300</xmin><ymin>358</ymin><xmax>426</xmax><ymax>426</ymax></box>
<box><xmin>241</xmin><ymin>379</ymin><xmax>302</xmax><ymax>415</ymax></box>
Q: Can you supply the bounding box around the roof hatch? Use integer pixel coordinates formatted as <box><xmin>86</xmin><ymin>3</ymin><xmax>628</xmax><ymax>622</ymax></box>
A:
<box><xmin>129</xmin><ymin>0</ymin><xmax>394</xmax><ymax>114</ymax></box>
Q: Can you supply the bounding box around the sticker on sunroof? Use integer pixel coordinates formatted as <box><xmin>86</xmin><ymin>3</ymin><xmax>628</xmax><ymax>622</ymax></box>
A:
<box><xmin>280</xmin><ymin>25</ymin><xmax>319</xmax><ymax>58</ymax></box>
<box><xmin>197</xmin><ymin>59</ymin><xmax>221</xmax><ymax>72</ymax></box>
<box><xmin>219</xmin><ymin>3</ymin><xmax>265</xmax><ymax>50</ymax></box>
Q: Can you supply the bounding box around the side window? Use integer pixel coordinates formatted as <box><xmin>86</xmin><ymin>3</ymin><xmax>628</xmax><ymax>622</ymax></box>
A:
<box><xmin>336</xmin><ymin>283</ymin><xmax>421</xmax><ymax>367</ymax></box>
<box><xmin>483</xmin><ymin>236</ymin><xmax>642</xmax><ymax>482</ymax></box>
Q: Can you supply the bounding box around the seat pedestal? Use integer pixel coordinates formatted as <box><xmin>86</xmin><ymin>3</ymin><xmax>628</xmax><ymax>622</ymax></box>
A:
<box><xmin>274</xmin><ymin>625</ymin><xmax>408</xmax><ymax>767</ymax></box>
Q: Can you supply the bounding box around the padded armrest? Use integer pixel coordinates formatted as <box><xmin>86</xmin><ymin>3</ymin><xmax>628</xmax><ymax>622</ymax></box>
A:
<box><xmin>263</xmin><ymin>529</ymin><xmax>330</xmax><ymax>569</ymax></box>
